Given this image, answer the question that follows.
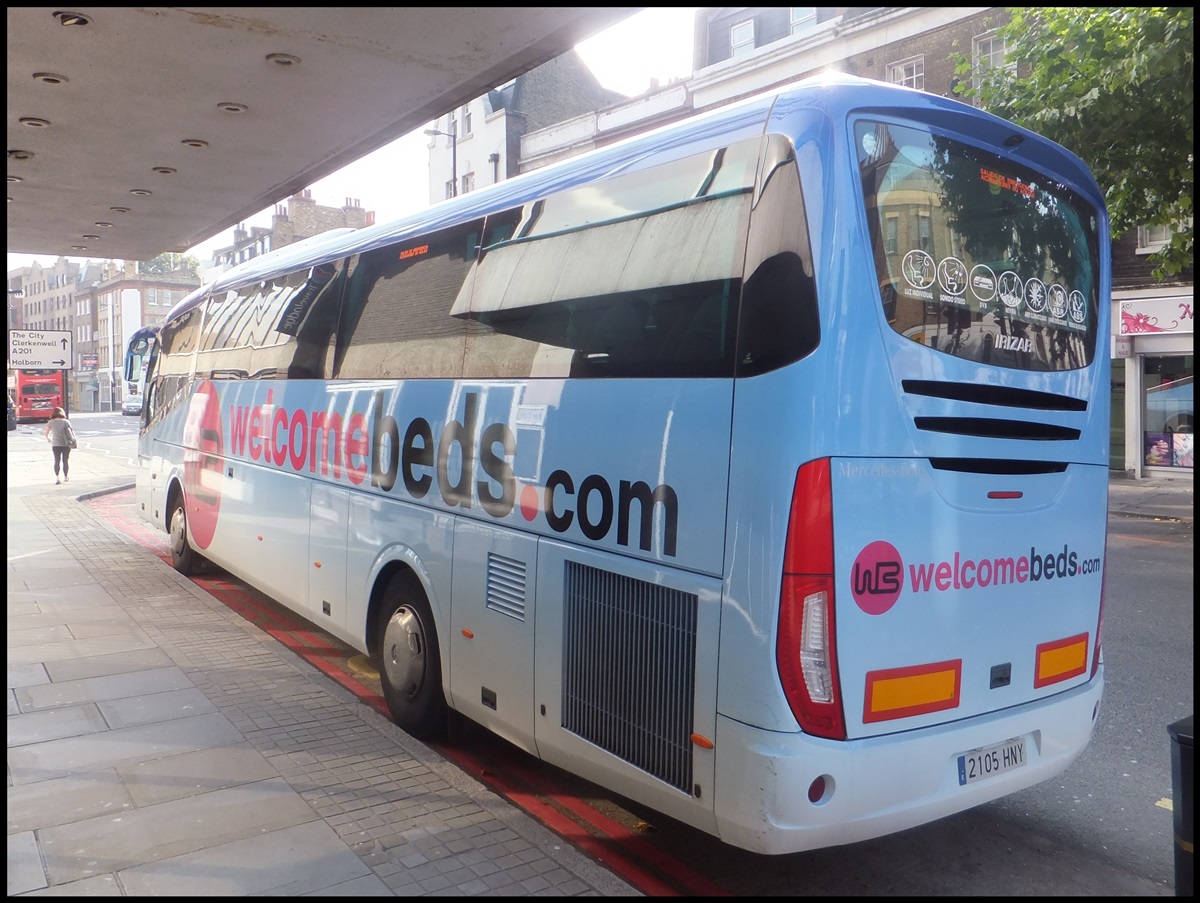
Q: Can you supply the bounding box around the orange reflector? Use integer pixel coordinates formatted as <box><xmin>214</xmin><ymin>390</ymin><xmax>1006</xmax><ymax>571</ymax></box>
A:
<box><xmin>1034</xmin><ymin>633</ymin><xmax>1088</xmax><ymax>688</ymax></box>
<box><xmin>690</xmin><ymin>733</ymin><xmax>714</xmax><ymax>750</ymax></box>
<box><xmin>461</xmin><ymin>628</ymin><xmax>474</xmax><ymax>639</ymax></box>
<box><xmin>864</xmin><ymin>659</ymin><xmax>961</xmax><ymax>722</ymax></box>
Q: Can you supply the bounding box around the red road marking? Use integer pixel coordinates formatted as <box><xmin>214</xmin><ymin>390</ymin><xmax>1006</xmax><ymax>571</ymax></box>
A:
<box><xmin>442</xmin><ymin>742</ymin><xmax>692</xmax><ymax>896</ymax></box>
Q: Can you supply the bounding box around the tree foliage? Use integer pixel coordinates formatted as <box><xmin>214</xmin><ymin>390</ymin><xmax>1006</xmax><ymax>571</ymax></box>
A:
<box><xmin>954</xmin><ymin>8</ymin><xmax>1193</xmax><ymax>280</ymax></box>
<box><xmin>139</xmin><ymin>251</ymin><xmax>199</xmax><ymax>276</ymax></box>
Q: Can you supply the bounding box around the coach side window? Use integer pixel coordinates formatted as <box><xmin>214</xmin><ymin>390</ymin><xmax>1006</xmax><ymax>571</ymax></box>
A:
<box><xmin>281</xmin><ymin>261</ymin><xmax>346</xmax><ymax>379</ymax></box>
<box><xmin>151</xmin><ymin>307</ymin><xmax>202</xmax><ymax>421</ymax></box>
<box><xmin>459</xmin><ymin>139</ymin><xmax>759</xmax><ymax>379</ymax></box>
<box><xmin>334</xmin><ymin>220</ymin><xmax>482</xmax><ymax>379</ymax></box>
<box><xmin>195</xmin><ymin>265</ymin><xmax>328</xmax><ymax>380</ymax></box>
<box><xmin>735</xmin><ymin>133</ymin><xmax>820</xmax><ymax>376</ymax></box>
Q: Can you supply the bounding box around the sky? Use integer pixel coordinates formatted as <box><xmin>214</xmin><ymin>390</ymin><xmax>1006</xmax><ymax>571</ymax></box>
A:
<box><xmin>7</xmin><ymin>8</ymin><xmax>697</xmax><ymax>274</ymax></box>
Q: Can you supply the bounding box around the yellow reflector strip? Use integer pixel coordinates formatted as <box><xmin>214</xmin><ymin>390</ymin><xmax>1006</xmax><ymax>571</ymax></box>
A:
<box><xmin>864</xmin><ymin>660</ymin><xmax>961</xmax><ymax>723</ymax></box>
<box><xmin>1035</xmin><ymin>633</ymin><xmax>1088</xmax><ymax>687</ymax></box>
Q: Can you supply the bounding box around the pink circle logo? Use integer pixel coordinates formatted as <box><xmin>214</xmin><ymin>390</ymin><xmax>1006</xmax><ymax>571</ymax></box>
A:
<box><xmin>519</xmin><ymin>484</ymin><xmax>539</xmax><ymax>522</ymax></box>
<box><xmin>182</xmin><ymin>381</ymin><xmax>223</xmax><ymax>550</ymax></box>
<box><xmin>850</xmin><ymin>540</ymin><xmax>904</xmax><ymax>615</ymax></box>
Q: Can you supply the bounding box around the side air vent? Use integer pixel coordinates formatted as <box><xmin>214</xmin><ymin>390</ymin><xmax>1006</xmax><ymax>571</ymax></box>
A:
<box><xmin>903</xmin><ymin>379</ymin><xmax>1087</xmax><ymax>412</ymax></box>
<box><xmin>914</xmin><ymin>417</ymin><xmax>1081</xmax><ymax>441</ymax></box>
<box><xmin>562</xmin><ymin>561</ymin><xmax>697</xmax><ymax>794</ymax></box>
<box><xmin>931</xmin><ymin>458</ymin><xmax>1069</xmax><ymax>475</ymax></box>
<box><xmin>486</xmin><ymin>552</ymin><xmax>527</xmax><ymax>621</ymax></box>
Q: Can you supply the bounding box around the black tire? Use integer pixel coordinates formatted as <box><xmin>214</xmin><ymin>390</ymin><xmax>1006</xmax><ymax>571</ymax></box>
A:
<box><xmin>376</xmin><ymin>575</ymin><xmax>448</xmax><ymax>740</ymax></box>
<box><xmin>168</xmin><ymin>493</ymin><xmax>201</xmax><ymax>576</ymax></box>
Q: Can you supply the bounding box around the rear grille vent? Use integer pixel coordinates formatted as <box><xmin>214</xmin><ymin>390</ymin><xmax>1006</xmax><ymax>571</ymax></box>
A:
<box><xmin>914</xmin><ymin>417</ymin><xmax>1081</xmax><ymax>441</ymax></box>
<box><xmin>931</xmin><ymin>458</ymin><xmax>1068</xmax><ymax>475</ymax></box>
<box><xmin>903</xmin><ymin>379</ymin><xmax>1087</xmax><ymax>412</ymax></box>
<box><xmin>562</xmin><ymin>561</ymin><xmax>696</xmax><ymax>793</ymax></box>
<box><xmin>486</xmin><ymin>552</ymin><xmax>527</xmax><ymax>621</ymax></box>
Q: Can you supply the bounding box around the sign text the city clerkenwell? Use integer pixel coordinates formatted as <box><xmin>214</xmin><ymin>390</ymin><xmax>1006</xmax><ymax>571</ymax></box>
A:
<box><xmin>8</xmin><ymin>330</ymin><xmax>74</xmax><ymax>369</ymax></box>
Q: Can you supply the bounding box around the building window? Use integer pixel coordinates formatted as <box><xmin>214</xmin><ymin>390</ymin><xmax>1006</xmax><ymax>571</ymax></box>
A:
<box><xmin>461</xmin><ymin>172</ymin><xmax>475</xmax><ymax>195</ymax></box>
<box><xmin>790</xmin><ymin>7</ymin><xmax>816</xmax><ymax>34</ymax></box>
<box><xmin>1137</xmin><ymin>224</ymin><xmax>1174</xmax><ymax>254</ymax></box>
<box><xmin>885</xmin><ymin>215</ymin><xmax>899</xmax><ymax>255</ymax></box>
<box><xmin>461</xmin><ymin>106</ymin><xmax>472</xmax><ymax>137</ymax></box>
<box><xmin>444</xmin><ymin>180</ymin><xmax>456</xmax><ymax>200</ymax></box>
<box><xmin>972</xmin><ymin>32</ymin><xmax>1009</xmax><ymax>94</ymax></box>
<box><xmin>730</xmin><ymin>19</ymin><xmax>755</xmax><ymax>58</ymax></box>
<box><xmin>917</xmin><ymin>213</ymin><xmax>932</xmax><ymax>252</ymax></box>
<box><xmin>888</xmin><ymin>56</ymin><xmax>924</xmax><ymax>91</ymax></box>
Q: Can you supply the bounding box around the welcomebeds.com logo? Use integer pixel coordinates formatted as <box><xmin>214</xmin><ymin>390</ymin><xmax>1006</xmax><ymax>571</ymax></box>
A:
<box><xmin>849</xmin><ymin>539</ymin><xmax>1103</xmax><ymax>615</ymax></box>
<box><xmin>182</xmin><ymin>383</ymin><xmax>680</xmax><ymax>558</ymax></box>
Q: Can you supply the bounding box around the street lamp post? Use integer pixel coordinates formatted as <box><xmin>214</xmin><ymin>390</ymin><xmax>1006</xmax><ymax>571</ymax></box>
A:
<box><xmin>424</xmin><ymin>124</ymin><xmax>458</xmax><ymax>197</ymax></box>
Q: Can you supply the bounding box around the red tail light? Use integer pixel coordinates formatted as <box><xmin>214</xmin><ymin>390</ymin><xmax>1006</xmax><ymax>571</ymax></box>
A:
<box><xmin>1092</xmin><ymin>540</ymin><xmax>1107</xmax><ymax>679</ymax></box>
<box><xmin>776</xmin><ymin>458</ymin><xmax>846</xmax><ymax>740</ymax></box>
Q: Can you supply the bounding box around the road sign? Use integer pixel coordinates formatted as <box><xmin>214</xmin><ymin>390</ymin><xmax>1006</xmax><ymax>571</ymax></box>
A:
<box><xmin>8</xmin><ymin>329</ymin><xmax>73</xmax><ymax>369</ymax></box>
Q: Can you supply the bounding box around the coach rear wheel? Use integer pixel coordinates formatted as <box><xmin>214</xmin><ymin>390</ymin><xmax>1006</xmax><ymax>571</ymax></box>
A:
<box><xmin>377</xmin><ymin>577</ymin><xmax>447</xmax><ymax>740</ymax></box>
<box><xmin>168</xmin><ymin>495</ymin><xmax>201</xmax><ymax>576</ymax></box>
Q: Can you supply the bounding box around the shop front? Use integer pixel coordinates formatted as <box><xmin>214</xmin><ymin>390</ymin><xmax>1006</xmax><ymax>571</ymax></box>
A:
<box><xmin>1114</xmin><ymin>289</ymin><xmax>1194</xmax><ymax>478</ymax></box>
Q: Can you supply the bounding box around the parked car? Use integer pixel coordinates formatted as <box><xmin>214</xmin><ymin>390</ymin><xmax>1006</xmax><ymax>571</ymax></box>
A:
<box><xmin>122</xmin><ymin>393</ymin><xmax>143</xmax><ymax>416</ymax></box>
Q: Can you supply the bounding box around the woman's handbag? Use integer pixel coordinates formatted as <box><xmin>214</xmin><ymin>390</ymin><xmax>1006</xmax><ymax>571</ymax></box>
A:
<box><xmin>66</xmin><ymin>425</ymin><xmax>78</xmax><ymax>449</ymax></box>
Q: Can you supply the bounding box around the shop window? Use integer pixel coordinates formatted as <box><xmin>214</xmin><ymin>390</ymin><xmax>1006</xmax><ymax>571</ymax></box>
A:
<box><xmin>1142</xmin><ymin>354</ymin><xmax>1193</xmax><ymax>468</ymax></box>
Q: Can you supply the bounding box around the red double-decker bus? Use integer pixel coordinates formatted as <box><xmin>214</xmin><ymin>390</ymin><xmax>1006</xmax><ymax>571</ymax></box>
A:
<box><xmin>13</xmin><ymin>369</ymin><xmax>66</xmax><ymax>423</ymax></box>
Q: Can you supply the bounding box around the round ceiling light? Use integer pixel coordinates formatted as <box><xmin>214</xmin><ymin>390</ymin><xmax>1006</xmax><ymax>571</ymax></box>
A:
<box><xmin>52</xmin><ymin>11</ymin><xmax>92</xmax><ymax>26</ymax></box>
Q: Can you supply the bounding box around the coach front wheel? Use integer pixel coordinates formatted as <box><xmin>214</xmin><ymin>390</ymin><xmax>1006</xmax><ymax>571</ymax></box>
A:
<box><xmin>168</xmin><ymin>495</ymin><xmax>202</xmax><ymax>576</ymax></box>
<box><xmin>377</xmin><ymin>577</ymin><xmax>448</xmax><ymax>740</ymax></box>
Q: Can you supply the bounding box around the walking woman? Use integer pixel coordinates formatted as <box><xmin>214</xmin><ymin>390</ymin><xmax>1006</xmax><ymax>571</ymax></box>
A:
<box><xmin>43</xmin><ymin>406</ymin><xmax>77</xmax><ymax>484</ymax></box>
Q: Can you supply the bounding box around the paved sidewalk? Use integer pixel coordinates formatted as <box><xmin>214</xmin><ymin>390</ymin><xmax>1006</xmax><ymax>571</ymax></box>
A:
<box><xmin>7</xmin><ymin>423</ymin><xmax>636</xmax><ymax>897</ymax></box>
<box><xmin>6</xmin><ymin>417</ymin><xmax>1192</xmax><ymax>895</ymax></box>
<box><xmin>1106</xmin><ymin>470</ymin><xmax>1193</xmax><ymax>523</ymax></box>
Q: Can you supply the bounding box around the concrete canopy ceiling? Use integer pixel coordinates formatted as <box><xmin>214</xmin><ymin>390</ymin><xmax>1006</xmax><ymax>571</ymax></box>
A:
<box><xmin>7</xmin><ymin>6</ymin><xmax>637</xmax><ymax>261</ymax></box>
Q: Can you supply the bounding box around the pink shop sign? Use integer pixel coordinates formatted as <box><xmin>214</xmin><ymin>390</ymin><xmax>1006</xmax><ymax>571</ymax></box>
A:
<box><xmin>1119</xmin><ymin>296</ymin><xmax>1194</xmax><ymax>335</ymax></box>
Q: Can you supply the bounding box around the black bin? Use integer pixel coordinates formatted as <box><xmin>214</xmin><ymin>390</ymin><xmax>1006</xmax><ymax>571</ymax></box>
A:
<box><xmin>1168</xmin><ymin>715</ymin><xmax>1193</xmax><ymax>896</ymax></box>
